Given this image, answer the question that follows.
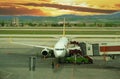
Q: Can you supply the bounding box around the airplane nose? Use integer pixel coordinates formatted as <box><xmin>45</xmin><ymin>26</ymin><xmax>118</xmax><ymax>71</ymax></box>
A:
<box><xmin>55</xmin><ymin>51</ymin><xmax>65</xmax><ymax>58</ymax></box>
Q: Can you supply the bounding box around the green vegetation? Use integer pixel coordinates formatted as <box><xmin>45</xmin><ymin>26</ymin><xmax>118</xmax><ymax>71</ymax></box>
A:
<box><xmin>0</xmin><ymin>14</ymin><xmax>120</xmax><ymax>27</ymax></box>
<box><xmin>0</xmin><ymin>15</ymin><xmax>119</xmax><ymax>36</ymax></box>
<box><xmin>0</xmin><ymin>21</ymin><xmax>120</xmax><ymax>27</ymax></box>
<box><xmin>0</xmin><ymin>30</ymin><xmax>120</xmax><ymax>35</ymax></box>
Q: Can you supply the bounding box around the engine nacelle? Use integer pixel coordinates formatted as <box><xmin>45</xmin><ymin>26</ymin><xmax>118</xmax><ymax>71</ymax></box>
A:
<box><xmin>41</xmin><ymin>48</ymin><xmax>49</xmax><ymax>56</ymax></box>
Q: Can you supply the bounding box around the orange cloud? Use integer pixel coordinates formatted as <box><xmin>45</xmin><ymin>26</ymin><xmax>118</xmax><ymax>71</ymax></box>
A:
<box><xmin>19</xmin><ymin>3</ymin><xmax>119</xmax><ymax>13</ymax></box>
<box><xmin>0</xmin><ymin>6</ymin><xmax>46</xmax><ymax>15</ymax></box>
<box><xmin>115</xmin><ymin>4</ymin><xmax>120</xmax><ymax>8</ymax></box>
<box><xmin>0</xmin><ymin>0</ymin><xmax>120</xmax><ymax>16</ymax></box>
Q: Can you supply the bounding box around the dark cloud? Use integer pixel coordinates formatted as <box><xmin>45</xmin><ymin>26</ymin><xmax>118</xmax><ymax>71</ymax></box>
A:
<box><xmin>0</xmin><ymin>6</ymin><xmax>45</xmax><ymax>15</ymax></box>
<box><xmin>19</xmin><ymin>3</ymin><xmax>119</xmax><ymax>13</ymax></box>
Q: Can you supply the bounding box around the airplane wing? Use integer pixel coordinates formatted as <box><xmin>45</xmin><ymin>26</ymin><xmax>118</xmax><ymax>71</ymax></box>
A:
<box><xmin>11</xmin><ymin>42</ymin><xmax>54</xmax><ymax>50</ymax></box>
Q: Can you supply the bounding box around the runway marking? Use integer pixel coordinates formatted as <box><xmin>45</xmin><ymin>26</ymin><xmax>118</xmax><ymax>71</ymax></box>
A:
<box><xmin>0</xmin><ymin>70</ymin><xmax>13</xmax><ymax>79</ymax></box>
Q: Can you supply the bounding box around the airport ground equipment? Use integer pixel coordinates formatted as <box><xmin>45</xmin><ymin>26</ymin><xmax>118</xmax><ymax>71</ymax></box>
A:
<box><xmin>85</xmin><ymin>42</ymin><xmax>120</xmax><ymax>60</ymax></box>
<box><xmin>69</xmin><ymin>41</ymin><xmax>83</xmax><ymax>55</ymax></box>
<box><xmin>79</xmin><ymin>42</ymin><xmax>87</xmax><ymax>56</ymax></box>
<box><xmin>29</xmin><ymin>56</ymin><xmax>36</xmax><ymax>71</ymax></box>
<box><xmin>68</xmin><ymin>41</ymin><xmax>93</xmax><ymax>64</ymax></box>
<box><xmin>65</xmin><ymin>55</ymin><xmax>93</xmax><ymax>64</ymax></box>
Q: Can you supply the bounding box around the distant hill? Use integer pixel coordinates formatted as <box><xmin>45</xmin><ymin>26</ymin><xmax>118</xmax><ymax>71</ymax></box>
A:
<box><xmin>57</xmin><ymin>12</ymin><xmax>120</xmax><ymax>19</ymax></box>
<box><xmin>0</xmin><ymin>12</ymin><xmax>120</xmax><ymax>22</ymax></box>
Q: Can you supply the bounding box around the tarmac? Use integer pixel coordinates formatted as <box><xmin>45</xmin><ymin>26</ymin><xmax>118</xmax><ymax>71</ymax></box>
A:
<box><xmin>0</xmin><ymin>38</ymin><xmax>120</xmax><ymax>79</ymax></box>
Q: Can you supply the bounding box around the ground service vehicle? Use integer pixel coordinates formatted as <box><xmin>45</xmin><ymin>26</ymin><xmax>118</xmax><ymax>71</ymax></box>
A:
<box><xmin>65</xmin><ymin>56</ymin><xmax>93</xmax><ymax>64</ymax></box>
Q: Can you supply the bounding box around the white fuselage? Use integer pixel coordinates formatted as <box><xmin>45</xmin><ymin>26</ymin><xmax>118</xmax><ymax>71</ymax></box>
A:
<box><xmin>54</xmin><ymin>37</ymin><xmax>69</xmax><ymax>58</ymax></box>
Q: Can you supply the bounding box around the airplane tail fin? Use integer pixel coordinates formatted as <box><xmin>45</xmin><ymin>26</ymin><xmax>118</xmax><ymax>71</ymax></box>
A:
<box><xmin>63</xmin><ymin>18</ymin><xmax>66</xmax><ymax>37</ymax></box>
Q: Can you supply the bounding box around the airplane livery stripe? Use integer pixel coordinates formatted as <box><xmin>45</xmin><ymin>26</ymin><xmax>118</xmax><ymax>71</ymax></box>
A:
<box><xmin>100</xmin><ymin>46</ymin><xmax>120</xmax><ymax>52</ymax></box>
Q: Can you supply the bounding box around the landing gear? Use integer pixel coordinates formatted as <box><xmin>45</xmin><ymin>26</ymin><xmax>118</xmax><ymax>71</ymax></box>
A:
<box><xmin>110</xmin><ymin>55</ymin><xmax>116</xmax><ymax>59</ymax></box>
<box><xmin>51</xmin><ymin>58</ymin><xmax>64</xmax><ymax>69</ymax></box>
<box><xmin>51</xmin><ymin>61</ymin><xmax>55</xmax><ymax>69</ymax></box>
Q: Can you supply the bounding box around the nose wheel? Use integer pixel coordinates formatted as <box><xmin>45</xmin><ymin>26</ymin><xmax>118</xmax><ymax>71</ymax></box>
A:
<box><xmin>51</xmin><ymin>61</ymin><xmax>55</xmax><ymax>69</ymax></box>
<box><xmin>51</xmin><ymin>58</ymin><xmax>61</xmax><ymax>69</ymax></box>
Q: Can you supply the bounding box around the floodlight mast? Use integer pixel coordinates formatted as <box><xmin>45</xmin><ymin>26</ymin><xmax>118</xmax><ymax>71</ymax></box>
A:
<box><xmin>63</xmin><ymin>17</ymin><xmax>66</xmax><ymax>37</ymax></box>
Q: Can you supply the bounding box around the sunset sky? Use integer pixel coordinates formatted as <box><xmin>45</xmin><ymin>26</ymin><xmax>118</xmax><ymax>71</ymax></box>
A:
<box><xmin>0</xmin><ymin>0</ymin><xmax>120</xmax><ymax>16</ymax></box>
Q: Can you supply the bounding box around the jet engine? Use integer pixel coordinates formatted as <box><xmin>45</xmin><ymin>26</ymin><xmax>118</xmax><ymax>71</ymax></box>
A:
<box><xmin>41</xmin><ymin>48</ymin><xmax>49</xmax><ymax>57</ymax></box>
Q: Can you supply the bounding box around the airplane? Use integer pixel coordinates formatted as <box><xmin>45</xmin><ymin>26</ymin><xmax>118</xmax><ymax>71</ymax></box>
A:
<box><xmin>10</xmin><ymin>18</ymin><xmax>80</xmax><ymax>67</ymax></box>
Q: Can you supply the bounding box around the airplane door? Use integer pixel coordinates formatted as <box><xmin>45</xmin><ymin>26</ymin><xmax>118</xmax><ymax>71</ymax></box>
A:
<box><xmin>92</xmin><ymin>44</ymin><xmax>99</xmax><ymax>56</ymax></box>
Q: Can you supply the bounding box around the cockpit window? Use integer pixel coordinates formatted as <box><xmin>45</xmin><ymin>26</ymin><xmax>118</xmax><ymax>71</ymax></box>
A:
<box><xmin>55</xmin><ymin>49</ymin><xmax>64</xmax><ymax>51</ymax></box>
